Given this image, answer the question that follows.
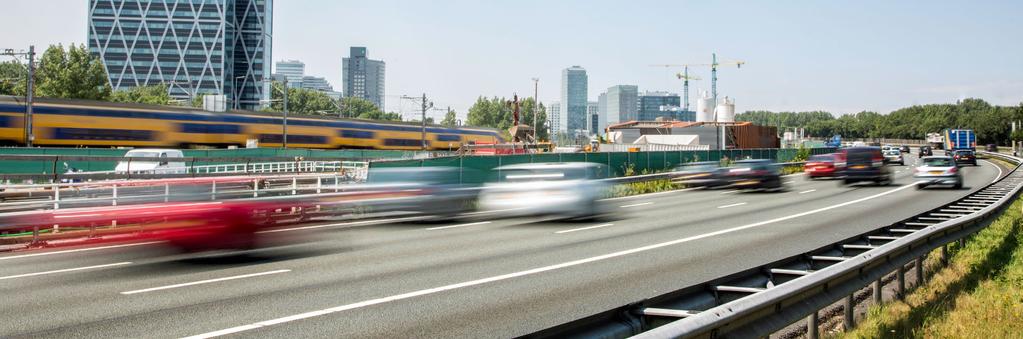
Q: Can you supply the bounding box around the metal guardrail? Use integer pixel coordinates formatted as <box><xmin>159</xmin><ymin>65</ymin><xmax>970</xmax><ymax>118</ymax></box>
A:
<box><xmin>528</xmin><ymin>151</ymin><xmax>1023</xmax><ymax>339</ymax></box>
<box><xmin>602</xmin><ymin>161</ymin><xmax>805</xmax><ymax>185</ymax></box>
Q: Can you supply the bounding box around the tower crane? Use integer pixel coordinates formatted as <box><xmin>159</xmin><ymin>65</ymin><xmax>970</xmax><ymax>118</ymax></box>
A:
<box><xmin>651</xmin><ymin>53</ymin><xmax>745</xmax><ymax>109</ymax></box>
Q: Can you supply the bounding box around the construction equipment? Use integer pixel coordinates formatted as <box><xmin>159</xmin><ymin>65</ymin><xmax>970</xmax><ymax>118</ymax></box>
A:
<box><xmin>652</xmin><ymin>53</ymin><xmax>745</xmax><ymax>109</ymax></box>
<box><xmin>676</xmin><ymin>66</ymin><xmax>701</xmax><ymax>111</ymax></box>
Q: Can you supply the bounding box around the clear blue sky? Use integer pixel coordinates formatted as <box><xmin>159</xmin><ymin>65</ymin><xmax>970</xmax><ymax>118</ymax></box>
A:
<box><xmin>2</xmin><ymin>0</ymin><xmax>1021</xmax><ymax>121</ymax></box>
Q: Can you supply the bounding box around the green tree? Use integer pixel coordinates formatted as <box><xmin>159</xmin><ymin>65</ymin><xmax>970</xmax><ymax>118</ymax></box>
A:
<box><xmin>440</xmin><ymin>108</ymin><xmax>458</xmax><ymax>126</ymax></box>
<box><xmin>266</xmin><ymin>82</ymin><xmax>339</xmax><ymax>115</ymax></box>
<box><xmin>339</xmin><ymin>96</ymin><xmax>383</xmax><ymax>118</ymax></box>
<box><xmin>467</xmin><ymin>96</ymin><xmax>549</xmax><ymax>141</ymax></box>
<box><xmin>0</xmin><ymin>61</ymin><xmax>27</xmax><ymax>96</ymax></box>
<box><xmin>109</xmin><ymin>84</ymin><xmax>173</xmax><ymax>105</ymax></box>
<box><xmin>34</xmin><ymin>43</ymin><xmax>111</xmax><ymax>100</ymax></box>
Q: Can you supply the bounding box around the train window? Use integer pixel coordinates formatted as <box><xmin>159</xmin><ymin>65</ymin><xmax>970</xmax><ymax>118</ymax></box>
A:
<box><xmin>52</xmin><ymin>128</ymin><xmax>154</xmax><ymax>141</ymax></box>
<box><xmin>0</xmin><ymin>116</ymin><xmax>11</xmax><ymax>128</ymax></box>
<box><xmin>258</xmin><ymin>134</ymin><xmax>328</xmax><ymax>144</ymax></box>
<box><xmin>180</xmin><ymin>123</ymin><xmax>242</xmax><ymax>134</ymax></box>
<box><xmin>436</xmin><ymin>134</ymin><xmax>461</xmax><ymax>142</ymax></box>
<box><xmin>383</xmin><ymin>139</ymin><xmax>422</xmax><ymax>147</ymax></box>
<box><xmin>339</xmin><ymin>130</ymin><xmax>375</xmax><ymax>139</ymax></box>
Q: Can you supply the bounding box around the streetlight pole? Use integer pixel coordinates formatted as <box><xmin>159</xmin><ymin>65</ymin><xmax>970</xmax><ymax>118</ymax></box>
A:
<box><xmin>3</xmin><ymin>46</ymin><xmax>35</xmax><ymax>146</ymax></box>
<box><xmin>532</xmin><ymin>77</ymin><xmax>539</xmax><ymax>143</ymax></box>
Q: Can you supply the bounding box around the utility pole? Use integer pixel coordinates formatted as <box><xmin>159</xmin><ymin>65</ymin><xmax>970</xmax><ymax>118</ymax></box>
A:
<box><xmin>401</xmin><ymin>94</ymin><xmax>433</xmax><ymax>150</ymax></box>
<box><xmin>25</xmin><ymin>45</ymin><xmax>34</xmax><ymax>147</ymax></box>
<box><xmin>532</xmin><ymin>78</ymin><xmax>539</xmax><ymax>143</ymax></box>
<box><xmin>282</xmin><ymin>77</ymin><xmax>289</xmax><ymax>148</ymax></box>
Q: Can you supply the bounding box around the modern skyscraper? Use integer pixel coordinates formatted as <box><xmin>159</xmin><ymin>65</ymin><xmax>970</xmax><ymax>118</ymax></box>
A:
<box><xmin>638</xmin><ymin>91</ymin><xmax>682</xmax><ymax>121</ymax></box>
<box><xmin>597</xmin><ymin>92</ymin><xmax>608</xmax><ymax>132</ymax></box>
<box><xmin>342</xmin><ymin>47</ymin><xmax>386</xmax><ymax>109</ymax></box>
<box><xmin>587</xmin><ymin>101</ymin><xmax>600</xmax><ymax>135</ymax></box>
<box><xmin>604</xmin><ymin>85</ymin><xmax>639</xmax><ymax>125</ymax></box>
<box><xmin>275</xmin><ymin>60</ymin><xmax>305</xmax><ymax>88</ymax></box>
<box><xmin>548</xmin><ymin>101</ymin><xmax>561</xmax><ymax>133</ymax></box>
<box><xmin>87</xmin><ymin>0</ymin><xmax>273</xmax><ymax>110</ymax></box>
<box><xmin>559</xmin><ymin>66</ymin><xmax>588</xmax><ymax>133</ymax></box>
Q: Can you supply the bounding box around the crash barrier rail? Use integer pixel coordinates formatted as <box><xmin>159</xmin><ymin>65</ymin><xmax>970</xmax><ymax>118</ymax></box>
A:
<box><xmin>527</xmin><ymin>151</ymin><xmax>1023</xmax><ymax>339</ymax></box>
<box><xmin>371</xmin><ymin>148</ymin><xmax>836</xmax><ymax>184</ymax></box>
<box><xmin>602</xmin><ymin>161</ymin><xmax>806</xmax><ymax>185</ymax></box>
<box><xmin>0</xmin><ymin>173</ymin><xmax>359</xmax><ymax>214</ymax></box>
<box><xmin>0</xmin><ymin>155</ymin><xmax>368</xmax><ymax>182</ymax></box>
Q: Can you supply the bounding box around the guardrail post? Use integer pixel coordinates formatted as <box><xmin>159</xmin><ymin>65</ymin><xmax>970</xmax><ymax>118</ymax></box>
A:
<box><xmin>253</xmin><ymin>179</ymin><xmax>259</xmax><ymax>198</ymax></box>
<box><xmin>334</xmin><ymin>176</ymin><xmax>339</xmax><ymax>192</ymax></box>
<box><xmin>806</xmin><ymin>311</ymin><xmax>818</xmax><ymax>339</ymax></box>
<box><xmin>31</xmin><ymin>225</ymin><xmax>39</xmax><ymax>245</ymax></box>
<box><xmin>843</xmin><ymin>294</ymin><xmax>855</xmax><ymax>330</ymax></box>
<box><xmin>896</xmin><ymin>266</ymin><xmax>906</xmax><ymax>299</ymax></box>
<box><xmin>872</xmin><ymin>278</ymin><xmax>882</xmax><ymax>305</ymax></box>
<box><xmin>164</xmin><ymin>183</ymin><xmax>170</xmax><ymax>203</ymax></box>
<box><xmin>941</xmin><ymin>244</ymin><xmax>949</xmax><ymax>265</ymax></box>
<box><xmin>52</xmin><ymin>183</ymin><xmax>60</xmax><ymax>210</ymax></box>
<box><xmin>211</xmin><ymin>180</ymin><xmax>217</xmax><ymax>200</ymax></box>
<box><xmin>915</xmin><ymin>256</ymin><xmax>925</xmax><ymax>285</ymax></box>
<box><xmin>292</xmin><ymin>177</ymin><xmax>298</xmax><ymax>195</ymax></box>
<box><xmin>316</xmin><ymin>177</ymin><xmax>322</xmax><ymax>194</ymax></box>
<box><xmin>112</xmin><ymin>184</ymin><xmax>118</xmax><ymax>206</ymax></box>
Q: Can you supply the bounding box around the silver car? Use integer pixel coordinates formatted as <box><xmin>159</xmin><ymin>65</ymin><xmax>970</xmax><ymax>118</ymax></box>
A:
<box><xmin>914</xmin><ymin>156</ymin><xmax>962</xmax><ymax>189</ymax></box>
<box><xmin>478</xmin><ymin>163</ymin><xmax>610</xmax><ymax>220</ymax></box>
<box><xmin>883</xmin><ymin>150</ymin><xmax>904</xmax><ymax>165</ymax></box>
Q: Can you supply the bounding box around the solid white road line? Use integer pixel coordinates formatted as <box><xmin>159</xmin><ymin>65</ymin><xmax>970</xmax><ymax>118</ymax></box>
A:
<box><xmin>555</xmin><ymin>223</ymin><xmax>615</xmax><ymax>234</ymax></box>
<box><xmin>799</xmin><ymin>189</ymin><xmax>817</xmax><ymax>195</ymax></box>
<box><xmin>0</xmin><ymin>262</ymin><xmax>132</xmax><ymax>281</ymax></box>
<box><xmin>717</xmin><ymin>202</ymin><xmax>748</xmax><ymax>209</ymax></box>
<box><xmin>121</xmin><ymin>269</ymin><xmax>291</xmax><ymax>295</ymax></box>
<box><xmin>183</xmin><ymin>182</ymin><xmax>921</xmax><ymax>339</ymax></box>
<box><xmin>720</xmin><ymin>190</ymin><xmax>739</xmax><ymax>195</ymax></box>
<box><xmin>0</xmin><ymin>242</ymin><xmax>163</xmax><ymax>261</ymax></box>
<box><xmin>620</xmin><ymin>202</ymin><xmax>654</xmax><ymax>208</ymax></box>
<box><xmin>425</xmin><ymin>221</ymin><xmax>492</xmax><ymax>231</ymax></box>
<box><xmin>981</xmin><ymin>160</ymin><xmax>1003</xmax><ymax>184</ymax></box>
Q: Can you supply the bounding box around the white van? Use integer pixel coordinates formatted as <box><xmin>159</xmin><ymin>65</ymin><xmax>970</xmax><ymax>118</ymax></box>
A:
<box><xmin>114</xmin><ymin>149</ymin><xmax>187</xmax><ymax>174</ymax></box>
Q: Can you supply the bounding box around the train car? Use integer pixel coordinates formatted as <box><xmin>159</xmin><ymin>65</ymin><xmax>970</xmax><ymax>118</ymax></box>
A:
<box><xmin>0</xmin><ymin>96</ymin><xmax>502</xmax><ymax>150</ymax></box>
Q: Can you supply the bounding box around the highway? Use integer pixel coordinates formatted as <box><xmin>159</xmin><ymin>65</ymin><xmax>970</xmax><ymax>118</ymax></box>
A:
<box><xmin>0</xmin><ymin>154</ymin><xmax>1008</xmax><ymax>338</ymax></box>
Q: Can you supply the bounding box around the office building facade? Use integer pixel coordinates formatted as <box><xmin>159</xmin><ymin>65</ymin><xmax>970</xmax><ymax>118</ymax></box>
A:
<box><xmin>548</xmin><ymin>101</ymin><xmax>561</xmax><ymax>133</ymax></box>
<box><xmin>587</xmin><ymin>101</ymin><xmax>600</xmax><ymax>135</ymax></box>
<box><xmin>638</xmin><ymin>92</ymin><xmax>682</xmax><ymax>121</ymax></box>
<box><xmin>342</xmin><ymin>47</ymin><xmax>386</xmax><ymax>109</ymax></box>
<box><xmin>275</xmin><ymin>60</ymin><xmax>305</xmax><ymax>88</ymax></box>
<box><xmin>87</xmin><ymin>0</ymin><xmax>273</xmax><ymax>110</ymax></box>
<box><xmin>559</xmin><ymin>66</ymin><xmax>588</xmax><ymax>133</ymax></box>
<box><xmin>604</xmin><ymin>85</ymin><xmax>638</xmax><ymax>126</ymax></box>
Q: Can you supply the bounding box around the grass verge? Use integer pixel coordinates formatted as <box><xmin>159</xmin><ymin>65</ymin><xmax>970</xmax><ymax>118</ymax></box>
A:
<box><xmin>841</xmin><ymin>199</ymin><xmax>1023</xmax><ymax>338</ymax></box>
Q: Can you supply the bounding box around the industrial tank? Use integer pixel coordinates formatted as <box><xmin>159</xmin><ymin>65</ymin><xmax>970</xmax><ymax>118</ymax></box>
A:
<box><xmin>716</xmin><ymin>97</ymin><xmax>736</xmax><ymax>122</ymax></box>
<box><xmin>696</xmin><ymin>91</ymin><xmax>714</xmax><ymax>122</ymax></box>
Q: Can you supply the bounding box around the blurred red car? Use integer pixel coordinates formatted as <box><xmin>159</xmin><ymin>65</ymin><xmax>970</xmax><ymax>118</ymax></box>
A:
<box><xmin>804</xmin><ymin>154</ymin><xmax>842</xmax><ymax>179</ymax></box>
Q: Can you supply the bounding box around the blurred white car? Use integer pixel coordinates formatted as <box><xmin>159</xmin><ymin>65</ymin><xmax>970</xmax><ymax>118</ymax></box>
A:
<box><xmin>114</xmin><ymin>149</ymin><xmax>187</xmax><ymax>174</ymax></box>
<box><xmin>914</xmin><ymin>156</ymin><xmax>962</xmax><ymax>189</ymax></box>
<box><xmin>478</xmin><ymin>163</ymin><xmax>610</xmax><ymax>220</ymax></box>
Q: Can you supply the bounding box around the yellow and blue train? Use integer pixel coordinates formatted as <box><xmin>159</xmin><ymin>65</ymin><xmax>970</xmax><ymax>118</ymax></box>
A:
<box><xmin>0</xmin><ymin>96</ymin><xmax>502</xmax><ymax>150</ymax></box>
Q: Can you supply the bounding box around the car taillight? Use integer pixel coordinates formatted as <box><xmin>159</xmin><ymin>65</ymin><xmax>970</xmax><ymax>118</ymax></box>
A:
<box><xmin>949</xmin><ymin>167</ymin><xmax>958</xmax><ymax>174</ymax></box>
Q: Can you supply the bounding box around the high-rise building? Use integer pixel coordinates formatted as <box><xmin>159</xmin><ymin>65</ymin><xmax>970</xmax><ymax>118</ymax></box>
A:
<box><xmin>587</xmin><ymin>101</ymin><xmax>600</xmax><ymax>135</ymax></box>
<box><xmin>597</xmin><ymin>92</ymin><xmax>608</xmax><ymax>132</ymax></box>
<box><xmin>300</xmin><ymin>76</ymin><xmax>332</xmax><ymax>92</ymax></box>
<box><xmin>275</xmin><ymin>60</ymin><xmax>305</xmax><ymax>88</ymax></box>
<box><xmin>638</xmin><ymin>91</ymin><xmax>682</xmax><ymax>121</ymax></box>
<box><xmin>343</xmin><ymin>47</ymin><xmax>386</xmax><ymax>109</ymax></box>
<box><xmin>87</xmin><ymin>0</ymin><xmax>273</xmax><ymax>110</ymax></box>
<box><xmin>559</xmin><ymin>66</ymin><xmax>588</xmax><ymax>133</ymax></box>
<box><xmin>604</xmin><ymin>85</ymin><xmax>638</xmax><ymax>125</ymax></box>
<box><xmin>548</xmin><ymin>101</ymin><xmax>561</xmax><ymax>132</ymax></box>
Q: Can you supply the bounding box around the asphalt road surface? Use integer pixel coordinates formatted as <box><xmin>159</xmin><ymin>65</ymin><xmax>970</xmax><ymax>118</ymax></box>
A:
<box><xmin>0</xmin><ymin>155</ymin><xmax>1008</xmax><ymax>338</ymax></box>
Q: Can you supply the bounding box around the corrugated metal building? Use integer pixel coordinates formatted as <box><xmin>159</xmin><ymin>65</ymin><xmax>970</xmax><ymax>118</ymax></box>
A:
<box><xmin>607</xmin><ymin>121</ymin><xmax>779</xmax><ymax>149</ymax></box>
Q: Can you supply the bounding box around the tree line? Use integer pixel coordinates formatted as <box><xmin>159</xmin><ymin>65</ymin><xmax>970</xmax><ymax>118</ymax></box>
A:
<box><xmin>737</xmin><ymin>98</ymin><xmax>1023</xmax><ymax>145</ymax></box>
<box><xmin>466</xmin><ymin>96</ymin><xmax>550</xmax><ymax>141</ymax></box>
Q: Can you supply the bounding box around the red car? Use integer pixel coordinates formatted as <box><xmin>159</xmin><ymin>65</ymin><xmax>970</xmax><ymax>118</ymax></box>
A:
<box><xmin>804</xmin><ymin>154</ymin><xmax>843</xmax><ymax>179</ymax></box>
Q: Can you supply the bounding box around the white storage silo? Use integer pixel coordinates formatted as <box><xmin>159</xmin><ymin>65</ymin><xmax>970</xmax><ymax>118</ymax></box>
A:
<box><xmin>696</xmin><ymin>91</ymin><xmax>714</xmax><ymax>122</ymax></box>
<box><xmin>716</xmin><ymin>97</ymin><xmax>736</xmax><ymax>122</ymax></box>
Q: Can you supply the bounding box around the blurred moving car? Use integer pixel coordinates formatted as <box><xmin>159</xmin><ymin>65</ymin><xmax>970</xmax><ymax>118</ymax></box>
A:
<box><xmin>952</xmin><ymin>149</ymin><xmax>978</xmax><ymax>166</ymax></box>
<box><xmin>918</xmin><ymin>145</ymin><xmax>934</xmax><ymax>157</ymax></box>
<box><xmin>805</xmin><ymin>154</ymin><xmax>841</xmax><ymax>179</ymax></box>
<box><xmin>986</xmin><ymin>144</ymin><xmax>999</xmax><ymax>152</ymax></box>
<box><xmin>114</xmin><ymin>149</ymin><xmax>187</xmax><ymax>174</ymax></box>
<box><xmin>478</xmin><ymin>163</ymin><xmax>609</xmax><ymax>219</ymax></box>
<box><xmin>881</xmin><ymin>145</ymin><xmax>894</xmax><ymax>152</ymax></box>
<box><xmin>900</xmin><ymin>145</ymin><xmax>911</xmax><ymax>153</ymax></box>
<box><xmin>672</xmin><ymin>161</ymin><xmax>727</xmax><ymax>188</ymax></box>
<box><xmin>914</xmin><ymin>156</ymin><xmax>963</xmax><ymax>189</ymax></box>
<box><xmin>726</xmin><ymin>159</ymin><xmax>784</xmax><ymax>190</ymax></box>
<box><xmin>840</xmin><ymin>147</ymin><xmax>893</xmax><ymax>186</ymax></box>
<box><xmin>362</xmin><ymin>167</ymin><xmax>477</xmax><ymax>218</ymax></box>
<box><xmin>883</xmin><ymin>149</ymin><xmax>905</xmax><ymax>165</ymax></box>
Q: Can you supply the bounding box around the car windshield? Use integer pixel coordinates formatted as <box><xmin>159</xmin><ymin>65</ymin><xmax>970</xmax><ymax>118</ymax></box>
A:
<box><xmin>884</xmin><ymin>150</ymin><xmax>900</xmax><ymax>155</ymax></box>
<box><xmin>923</xmin><ymin>158</ymin><xmax>954</xmax><ymax>167</ymax></box>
